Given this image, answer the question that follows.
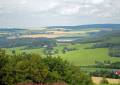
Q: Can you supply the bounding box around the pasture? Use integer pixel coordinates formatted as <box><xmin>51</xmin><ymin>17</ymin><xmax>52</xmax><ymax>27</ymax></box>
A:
<box><xmin>53</xmin><ymin>43</ymin><xmax>120</xmax><ymax>66</ymax></box>
<box><xmin>6</xmin><ymin>43</ymin><xmax>120</xmax><ymax>66</ymax></box>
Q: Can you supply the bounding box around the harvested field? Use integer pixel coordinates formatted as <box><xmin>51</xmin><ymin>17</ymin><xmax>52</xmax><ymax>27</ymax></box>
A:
<box><xmin>92</xmin><ymin>77</ymin><xmax>120</xmax><ymax>84</ymax></box>
<box><xmin>19</xmin><ymin>30</ymin><xmax>100</xmax><ymax>38</ymax></box>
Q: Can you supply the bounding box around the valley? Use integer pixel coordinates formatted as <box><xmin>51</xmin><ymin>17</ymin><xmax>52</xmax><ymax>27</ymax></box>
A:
<box><xmin>0</xmin><ymin>24</ymin><xmax>120</xmax><ymax>85</ymax></box>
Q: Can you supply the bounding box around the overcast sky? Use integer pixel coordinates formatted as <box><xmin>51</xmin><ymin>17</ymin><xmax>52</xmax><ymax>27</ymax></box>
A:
<box><xmin>0</xmin><ymin>0</ymin><xmax>120</xmax><ymax>27</ymax></box>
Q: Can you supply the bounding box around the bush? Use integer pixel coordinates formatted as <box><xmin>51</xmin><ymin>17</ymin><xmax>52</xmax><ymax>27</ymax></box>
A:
<box><xmin>100</xmin><ymin>77</ymin><xmax>109</xmax><ymax>84</ymax></box>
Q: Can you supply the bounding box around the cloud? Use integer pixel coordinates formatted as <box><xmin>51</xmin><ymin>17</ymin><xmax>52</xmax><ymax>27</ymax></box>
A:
<box><xmin>58</xmin><ymin>4</ymin><xmax>80</xmax><ymax>15</ymax></box>
<box><xmin>19</xmin><ymin>0</ymin><xmax>28</xmax><ymax>5</ymax></box>
<box><xmin>0</xmin><ymin>0</ymin><xmax>120</xmax><ymax>27</ymax></box>
<box><xmin>91</xmin><ymin>0</ymin><xmax>104</xmax><ymax>4</ymax></box>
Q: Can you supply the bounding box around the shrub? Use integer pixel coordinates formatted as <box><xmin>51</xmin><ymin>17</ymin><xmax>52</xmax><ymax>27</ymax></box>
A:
<box><xmin>100</xmin><ymin>77</ymin><xmax>109</xmax><ymax>84</ymax></box>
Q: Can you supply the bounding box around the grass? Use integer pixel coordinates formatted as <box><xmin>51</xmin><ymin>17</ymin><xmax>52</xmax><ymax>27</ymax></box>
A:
<box><xmin>6</xmin><ymin>46</ymin><xmax>44</xmax><ymax>56</ymax></box>
<box><xmin>53</xmin><ymin>43</ymin><xmax>120</xmax><ymax>66</ymax></box>
<box><xmin>6</xmin><ymin>43</ymin><xmax>120</xmax><ymax>66</ymax></box>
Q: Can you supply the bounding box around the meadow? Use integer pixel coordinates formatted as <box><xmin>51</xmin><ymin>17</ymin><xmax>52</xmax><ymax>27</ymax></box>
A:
<box><xmin>54</xmin><ymin>43</ymin><xmax>120</xmax><ymax>66</ymax></box>
<box><xmin>6</xmin><ymin>43</ymin><xmax>120</xmax><ymax>66</ymax></box>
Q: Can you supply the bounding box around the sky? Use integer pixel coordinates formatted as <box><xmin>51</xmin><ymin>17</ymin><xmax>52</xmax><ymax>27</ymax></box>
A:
<box><xmin>0</xmin><ymin>0</ymin><xmax>120</xmax><ymax>27</ymax></box>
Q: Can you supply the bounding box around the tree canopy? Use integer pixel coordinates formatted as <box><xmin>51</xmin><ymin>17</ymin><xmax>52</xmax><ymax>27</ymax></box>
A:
<box><xmin>0</xmin><ymin>49</ymin><xmax>93</xmax><ymax>85</ymax></box>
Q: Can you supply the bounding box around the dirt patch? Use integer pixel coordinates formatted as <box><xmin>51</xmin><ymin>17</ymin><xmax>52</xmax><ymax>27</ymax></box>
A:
<box><xmin>17</xmin><ymin>82</ymin><xmax>67</xmax><ymax>85</ymax></box>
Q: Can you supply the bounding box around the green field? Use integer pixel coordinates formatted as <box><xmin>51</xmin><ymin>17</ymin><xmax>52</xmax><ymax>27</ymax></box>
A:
<box><xmin>6</xmin><ymin>46</ymin><xmax>44</xmax><ymax>55</ymax></box>
<box><xmin>53</xmin><ymin>43</ymin><xmax>120</xmax><ymax>66</ymax></box>
<box><xmin>6</xmin><ymin>43</ymin><xmax>120</xmax><ymax>66</ymax></box>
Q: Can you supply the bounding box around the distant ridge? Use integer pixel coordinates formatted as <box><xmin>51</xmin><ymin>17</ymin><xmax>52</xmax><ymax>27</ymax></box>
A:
<box><xmin>0</xmin><ymin>28</ymin><xmax>26</xmax><ymax>32</ymax></box>
<box><xmin>0</xmin><ymin>24</ymin><xmax>120</xmax><ymax>30</ymax></box>
<box><xmin>47</xmin><ymin>24</ymin><xmax>120</xmax><ymax>29</ymax></box>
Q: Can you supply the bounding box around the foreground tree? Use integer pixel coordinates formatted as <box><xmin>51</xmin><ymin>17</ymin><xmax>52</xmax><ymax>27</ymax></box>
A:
<box><xmin>0</xmin><ymin>49</ymin><xmax>9</xmax><ymax>85</ymax></box>
<box><xmin>0</xmin><ymin>49</ymin><xmax>93</xmax><ymax>85</ymax></box>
